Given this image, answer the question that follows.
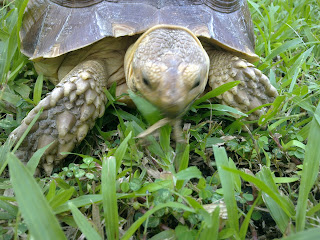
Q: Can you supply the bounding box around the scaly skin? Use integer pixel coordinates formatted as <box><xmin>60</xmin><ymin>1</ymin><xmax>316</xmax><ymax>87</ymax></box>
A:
<box><xmin>206</xmin><ymin>49</ymin><xmax>278</xmax><ymax>120</ymax></box>
<box><xmin>10</xmin><ymin>60</ymin><xmax>107</xmax><ymax>175</ymax></box>
<box><xmin>10</xmin><ymin>26</ymin><xmax>278</xmax><ymax>175</ymax></box>
<box><xmin>126</xmin><ymin>26</ymin><xmax>278</xmax><ymax>139</ymax></box>
<box><xmin>125</xmin><ymin>26</ymin><xmax>277</xmax><ymax>121</ymax></box>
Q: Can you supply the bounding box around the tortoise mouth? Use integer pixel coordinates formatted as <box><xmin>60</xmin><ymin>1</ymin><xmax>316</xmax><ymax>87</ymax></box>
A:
<box><xmin>159</xmin><ymin>97</ymin><xmax>197</xmax><ymax>119</ymax></box>
<box><xmin>160</xmin><ymin>106</ymin><xmax>185</xmax><ymax>118</ymax></box>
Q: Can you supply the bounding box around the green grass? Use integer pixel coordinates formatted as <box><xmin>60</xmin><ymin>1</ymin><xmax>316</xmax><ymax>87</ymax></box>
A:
<box><xmin>1</xmin><ymin>0</ymin><xmax>320</xmax><ymax>239</ymax></box>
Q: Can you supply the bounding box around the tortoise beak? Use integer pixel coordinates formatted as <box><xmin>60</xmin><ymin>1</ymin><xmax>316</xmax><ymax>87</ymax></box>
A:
<box><xmin>157</xmin><ymin>66</ymin><xmax>188</xmax><ymax>117</ymax></box>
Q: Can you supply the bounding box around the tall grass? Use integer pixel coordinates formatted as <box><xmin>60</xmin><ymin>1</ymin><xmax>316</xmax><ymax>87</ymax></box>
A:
<box><xmin>0</xmin><ymin>0</ymin><xmax>320</xmax><ymax>239</ymax></box>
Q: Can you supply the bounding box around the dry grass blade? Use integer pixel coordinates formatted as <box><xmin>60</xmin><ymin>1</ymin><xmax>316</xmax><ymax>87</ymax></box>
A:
<box><xmin>136</xmin><ymin>118</ymin><xmax>171</xmax><ymax>138</ymax></box>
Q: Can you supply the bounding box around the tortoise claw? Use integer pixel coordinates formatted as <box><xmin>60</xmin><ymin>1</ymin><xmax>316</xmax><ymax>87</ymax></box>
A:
<box><xmin>208</xmin><ymin>50</ymin><xmax>278</xmax><ymax>120</ymax></box>
<box><xmin>9</xmin><ymin>60</ymin><xmax>108</xmax><ymax>175</ymax></box>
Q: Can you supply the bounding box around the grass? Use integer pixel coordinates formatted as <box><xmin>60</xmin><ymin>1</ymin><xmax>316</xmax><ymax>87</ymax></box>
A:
<box><xmin>1</xmin><ymin>0</ymin><xmax>320</xmax><ymax>239</ymax></box>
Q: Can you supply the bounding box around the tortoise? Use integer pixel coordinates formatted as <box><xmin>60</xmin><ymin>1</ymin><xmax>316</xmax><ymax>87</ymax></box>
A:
<box><xmin>10</xmin><ymin>0</ymin><xmax>278</xmax><ymax>175</ymax></box>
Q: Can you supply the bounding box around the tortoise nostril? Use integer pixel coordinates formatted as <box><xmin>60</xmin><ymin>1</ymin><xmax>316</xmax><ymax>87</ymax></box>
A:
<box><xmin>143</xmin><ymin>77</ymin><xmax>151</xmax><ymax>87</ymax></box>
<box><xmin>192</xmin><ymin>79</ymin><xmax>201</xmax><ymax>89</ymax></box>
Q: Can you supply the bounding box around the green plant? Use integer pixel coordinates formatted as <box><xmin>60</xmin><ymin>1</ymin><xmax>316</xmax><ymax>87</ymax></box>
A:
<box><xmin>1</xmin><ymin>0</ymin><xmax>320</xmax><ymax>239</ymax></box>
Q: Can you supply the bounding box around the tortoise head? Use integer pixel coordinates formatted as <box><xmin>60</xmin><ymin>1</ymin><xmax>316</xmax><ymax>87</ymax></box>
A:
<box><xmin>125</xmin><ymin>25</ymin><xmax>209</xmax><ymax>118</ymax></box>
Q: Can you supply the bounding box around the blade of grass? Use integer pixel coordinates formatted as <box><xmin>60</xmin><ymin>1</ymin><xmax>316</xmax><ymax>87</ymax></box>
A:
<box><xmin>104</xmin><ymin>89</ymin><xmax>126</xmax><ymax>132</ymax></box>
<box><xmin>307</xmin><ymin>201</ymin><xmax>320</xmax><ymax>217</ymax></box>
<box><xmin>54</xmin><ymin>194</ymin><xmax>103</xmax><ymax>214</ymax></box>
<box><xmin>175</xmin><ymin>166</ymin><xmax>202</xmax><ymax>181</ymax></box>
<box><xmin>128</xmin><ymin>90</ymin><xmax>162</xmax><ymax>124</ymax></box>
<box><xmin>33</xmin><ymin>74</ymin><xmax>43</xmax><ymax>104</ymax></box>
<box><xmin>288</xmin><ymin>46</ymin><xmax>314</xmax><ymax>93</ymax></box>
<box><xmin>296</xmin><ymin>102</ymin><xmax>320</xmax><ymax>231</ymax></box>
<box><xmin>228</xmin><ymin>158</ymin><xmax>241</xmax><ymax>193</ymax></box>
<box><xmin>256</xmin><ymin>167</ymin><xmax>291</xmax><ymax>233</ymax></box>
<box><xmin>0</xmin><ymin>199</ymin><xmax>18</xmax><ymax>218</ymax></box>
<box><xmin>280</xmin><ymin>228</ymin><xmax>320</xmax><ymax>240</ymax></box>
<box><xmin>176</xmin><ymin>143</ymin><xmax>190</xmax><ymax>190</ymax></box>
<box><xmin>247</xmin><ymin>0</ymin><xmax>264</xmax><ymax>18</ymax></box>
<box><xmin>69</xmin><ymin>202</ymin><xmax>102</xmax><ymax>240</ymax></box>
<box><xmin>199</xmin><ymin>207</ymin><xmax>220</xmax><ymax>240</ymax></box>
<box><xmin>264</xmin><ymin>38</ymin><xmax>303</xmax><ymax>63</ymax></box>
<box><xmin>102</xmin><ymin>156</ymin><xmax>119</xmax><ymax>240</ymax></box>
<box><xmin>1</xmin><ymin>11</ymin><xmax>18</xmax><ymax>84</ymax></box>
<box><xmin>223</xmin><ymin>167</ymin><xmax>294</xmax><ymax>217</ymax></box>
<box><xmin>26</xmin><ymin>141</ymin><xmax>54</xmax><ymax>174</ymax></box>
<box><xmin>136</xmin><ymin>180</ymin><xmax>173</xmax><ymax>195</ymax></box>
<box><xmin>213</xmin><ymin>146</ymin><xmax>239</xmax><ymax>238</ymax></box>
<box><xmin>46</xmin><ymin>181</ymin><xmax>57</xmax><ymax>201</ymax></box>
<box><xmin>0</xmin><ymin>90</ymin><xmax>21</xmax><ymax>105</ymax></box>
<box><xmin>149</xmin><ymin>230</ymin><xmax>175</xmax><ymax>240</ymax></box>
<box><xmin>0</xmin><ymin>28</ymin><xmax>10</xmax><ymax>40</ymax></box>
<box><xmin>15</xmin><ymin>0</ymin><xmax>29</xmax><ymax>49</ymax></box>
<box><xmin>8</xmin><ymin>152</ymin><xmax>66</xmax><ymax>240</ymax></box>
<box><xmin>195</xmin><ymin>104</ymin><xmax>247</xmax><ymax>117</ymax></box>
<box><xmin>159</xmin><ymin>124</ymin><xmax>172</xmax><ymax>154</ymax></box>
<box><xmin>193</xmin><ymin>81</ymin><xmax>240</xmax><ymax>106</ymax></box>
<box><xmin>239</xmin><ymin>193</ymin><xmax>261</xmax><ymax>240</ymax></box>
<box><xmin>12</xmin><ymin>108</ymin><xmax>42</xmax><ymax>153</ymax></box>
<box><xmin>120</xmin><ymin>202</ymin><xmax>195</xmax><ymax>240</ymax></box>
<box><xmin>7</xmin><ymin>60</ymin><xmax>27</xmax><ymax>82</ymax></box>
<box><xmin>0</xmin><ymin>0</ymin><xmax>28</xmax><ymax>84</ymax></box>
<box><xmin>49</xmin><ymin>187</ymin><xmax>75</xmax><ymax>210</ymax></box>
<box><xmin>259</xmin><ymin>96</ymin><xmax>285</xmax><ymax>125</ymax></box>
<box><xmin>175</xmin><ymin>142</ymin><xmax>189</xmax><ymax>170</ymax></box>
<box><xmin>114</xmin><ymin>131</ymin><xmax>132</xmax><ymax>171</ymax></box>
<box><xmin>129</xmin><ymin>121</ymin><xmax>166</xmax><ymax>159</ymax></box>
<box><xmin>0</xmin><ymin>138</ymin><xmax>14</xmax><ymax>175</ymax></box>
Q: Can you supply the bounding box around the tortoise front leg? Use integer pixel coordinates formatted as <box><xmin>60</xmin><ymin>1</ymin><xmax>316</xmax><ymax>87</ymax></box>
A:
<box><xmin>207</xmin><ymin>50</ymin><xmax>278</xmax><ymax>120</ymax></box>
<box><xmin>10</xmin><ymin>60</ymin><xmax>108</xmax><ymax>175</ymax></box>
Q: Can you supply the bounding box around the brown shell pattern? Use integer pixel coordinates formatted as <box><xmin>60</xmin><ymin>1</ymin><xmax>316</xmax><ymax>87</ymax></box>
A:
<box><xmin>20</xmin><ymin>0</ymin><xmax>259</xmax><ymax>62</ymax></box>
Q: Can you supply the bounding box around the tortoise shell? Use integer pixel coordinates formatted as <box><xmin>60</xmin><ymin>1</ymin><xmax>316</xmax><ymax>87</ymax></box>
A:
<box><xmin>20</xmin><ymin>0</ymin><xmax>259</xmax><ymax>62</ymax></box>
